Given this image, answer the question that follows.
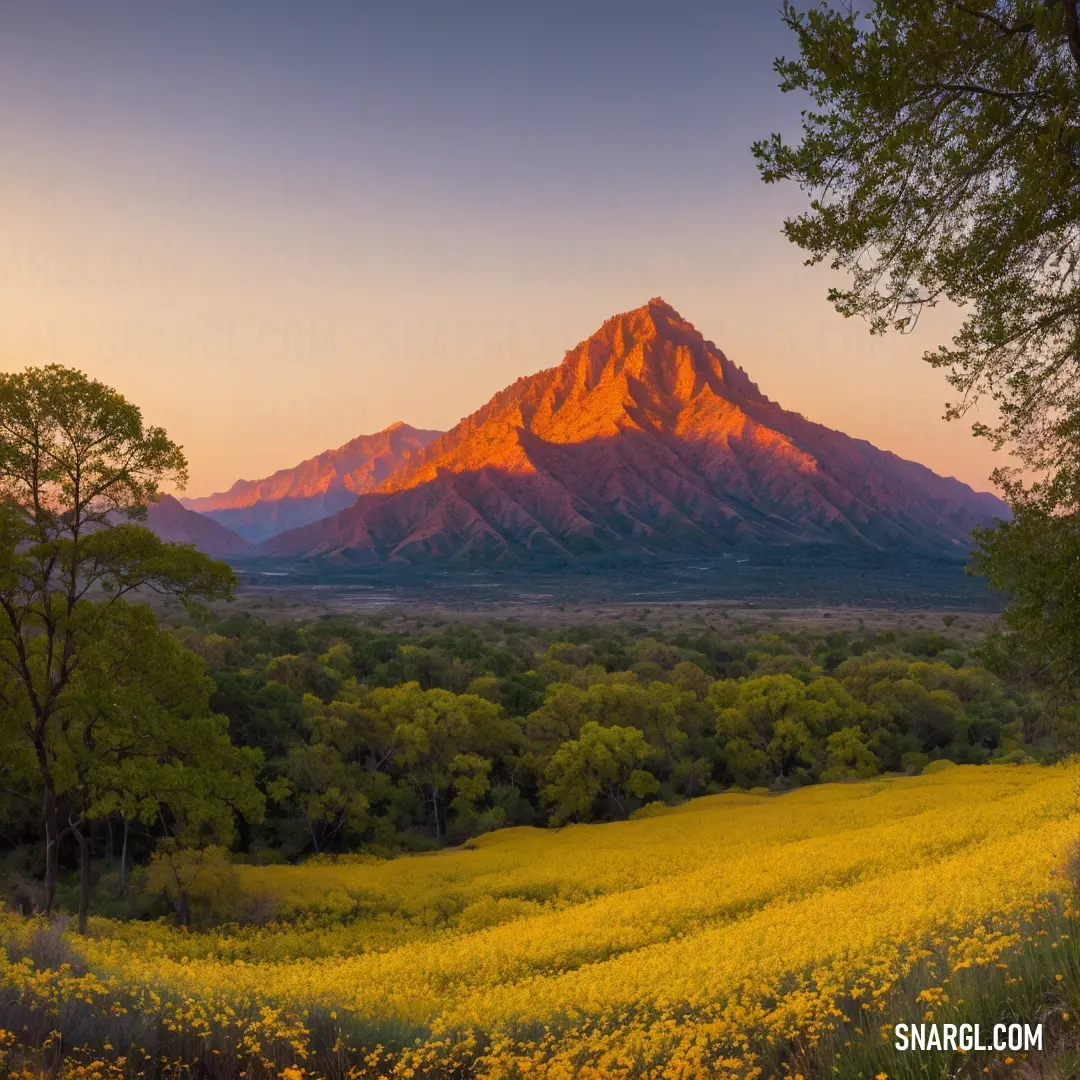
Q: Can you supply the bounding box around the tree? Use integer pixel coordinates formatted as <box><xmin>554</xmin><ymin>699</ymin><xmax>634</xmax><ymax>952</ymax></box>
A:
<box><xmin>754</xmin><ymin>1</ymin><xmax>1080</xmax><ymax>470</ymax></box>
<box><xmin>0</xmin><ymin>365</ymin><xmax>235</xmax><ymax>912</ymax></box>
<box><xmin>57</xmin><ymin>600</ymin><xmax>264</xmax><ymax>932</ymax></box>
<box><xmin>264</xmin><ymin>653</ymin><xmax>342</xmax><ymax>700</ymax></box>
<box><xmin>821</xmin><ymin>727</ymin><xmax>881</xmax><ymax>782</ymax></box>
<box><xmin>382</xmin><ymin>683</ymin><xmax>513</xmax><ymax>840</ymax></box>
<box><xmin>282</xmin><ymin>741</ymin><xmax>369</xmax><ymax>854</ymax></box>
<box><xmin>767</xmin><ymin>716</ymin><xmax>816</xmax><ymax>778</ymax></box>
<box><xmin>865</xmin><ymin>676</ymin><xmax>967</xmax><ymax>749</ymax></box>
<box><xmin>209</xmin><ymin>671</ymin><xmax>304</xmax><ymax>760</ymax></box>
<box><xmin>670</xmin><ymin>755</ymin><xmax>714</xmax><ymax>797</ymax></box>
<box><xmin>971</xmin><ymin>468</ymin><xmax>1080</xmax><ymax>697</ymax></box>
<box><xmin>143</xmin><ymin>845</ymin><xmax>241</xmax><ymax>928</ymax></box>
<box><xmin>721</xmin><ymin>737</ymin><xmax>772</xmax><ymax>790</ymax></box>
<box><xmin>710</xmin><ymin>674</ymin><xmax>814</xmax><ymax>751</ymax></box>
<box><xmin>525</xmin><ymin>683</ymin><xmax>591</xmax><ymax>748</ymax></box>
<box><xmin>446</xmin><ymin>752</ymin><xmax>496</xmax><ymax>832</ymax></box>
<box><xmin>532</xmin><ymin>680</ymin><xmax>696</xmax><ymax>768</ymax></box>
<box><xmin>542</xmin><ymin>722</ymin><xmax>660</xmax><ymax>825</ymax></box>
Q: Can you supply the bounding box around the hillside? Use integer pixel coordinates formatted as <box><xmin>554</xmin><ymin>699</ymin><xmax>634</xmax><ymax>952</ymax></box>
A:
<box><xmin>183</xmin><ymin>422</ymin><xmax>440</xmax><ymax>542</ymax></box>
<box><xmin>260</xmin><ymin>298</ymin><xmax>1007</xmax><ymax>563</ymax></box>
<box><xmin>144</xmin><ymin>494</ymin><xmax>251</xmax><ymax>555</ymax></box>
<box><xmin>7</xmin><ymin>766</ymin><xmax>1077</xmax><ymax>1078</ymax></box>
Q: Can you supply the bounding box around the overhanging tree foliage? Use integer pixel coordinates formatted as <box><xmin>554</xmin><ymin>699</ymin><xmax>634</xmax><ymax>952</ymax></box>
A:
<box><xmin>753</xmin><ymin>0</ymin><xmax>1080</xmax><ymax>471</ymax></box>
<box><xmin>971</xmin><ymin>464</ymin><xmax>1080</xmax><ymax>695</ymax></box>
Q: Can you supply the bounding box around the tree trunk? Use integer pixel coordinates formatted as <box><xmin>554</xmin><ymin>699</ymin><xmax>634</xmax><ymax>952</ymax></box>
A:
<box><xmin>119</xmin><ymin>817</ymin><xmax>129</xmax><ymax>892</ymax></box>
<box><xmin>1063</xmin><ymin>0</ymin><xmax>1080</xmax><ymax>68</ymax></box>
<box><xmin>75</xmin><ymin>823</ymin><xmax>91</xmax><ymax>935</ymax></box>
<box><xmin>604</xmin><ymin>785</ymin><xmax>628</xmax><ymax>819</ymax></box>
<box><xmin>431</xmin><ymin>788</ymin><xmax>442</xmax><ymax>841</ymax></box>
<box><xmin>42</xmin><ymin>780</ymin><xmax>59</xmax><ymax>915</ymax></box>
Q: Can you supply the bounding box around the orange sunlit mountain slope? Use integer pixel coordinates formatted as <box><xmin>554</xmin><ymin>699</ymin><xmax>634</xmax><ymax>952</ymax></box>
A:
<box><xmin>182</xmin><ymin>423</ymin><xmax>440</xmax><ymax>543</ymax></box>
<box><xmin>257</xmin><ymin>299</ymin><xmax>1006</xmax><ymax>563</ymax></box>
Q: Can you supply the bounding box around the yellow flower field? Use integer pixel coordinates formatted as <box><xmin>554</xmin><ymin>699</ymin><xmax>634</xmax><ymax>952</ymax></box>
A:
<box><xmin>3</xmin><ymin>763</ymin><xmax>1080</xmax><ymax>1079</ymax></box>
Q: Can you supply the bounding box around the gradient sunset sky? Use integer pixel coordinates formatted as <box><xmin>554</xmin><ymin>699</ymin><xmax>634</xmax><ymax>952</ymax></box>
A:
<box><xmin>0</xmin><ymin>1</ymin><xmax>1005</xmax><ymax>496</ymax></box>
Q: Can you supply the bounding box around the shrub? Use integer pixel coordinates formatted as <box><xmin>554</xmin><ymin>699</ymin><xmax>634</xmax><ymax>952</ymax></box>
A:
<box><xmin>144</xmin><ymin>845</ymin><xmax>247</xmax><ymax>927</ymax></box>
<box><xmin>922</xmin><ymin>759</ymin><xmax>958</xmax><ymax>774</ymax></box>
<box><xmin>821</xmin><ymin>727</ymin><xmax>880</xmax><ymax>782</ymax></box>
<box><xmin>989</xmin><ymin>748</ymin><xmax>1032</xmax><ymax>765</ymax></box>
<box><xmin>900</xmin><ymin>751</ymin><xmax>930</xmax><ymax>775</ymax></box>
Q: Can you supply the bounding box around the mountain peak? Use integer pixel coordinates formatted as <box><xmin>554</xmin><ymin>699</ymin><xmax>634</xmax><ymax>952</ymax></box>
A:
<box><xmin>640</xmin><ymin>295</ymin><xmax>678</xmax><ymax>320</ymax></box>
<box><xmin>590</xmin><ymin>296</ymin><xmax>697</xmax><ymax>344</ymax></box>
<box><xmin>260</xmin><ymin>298</ymin><xmax>1007</xmax><ymax>563</ymax></box>
<box><xmin>553</xmin><ymin>298</ymin><xmax>763</xmax><ymax>412</ymax></box>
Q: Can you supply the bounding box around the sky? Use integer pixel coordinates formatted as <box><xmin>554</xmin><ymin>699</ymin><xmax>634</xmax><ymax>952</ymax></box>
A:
<box><xmin>0</xmin><ymin>1</ymin><xmax>1007</xmax><ymax>497</ymax></box>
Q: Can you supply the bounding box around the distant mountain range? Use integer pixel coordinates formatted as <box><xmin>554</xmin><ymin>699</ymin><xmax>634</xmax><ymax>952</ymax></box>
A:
<box><xmin>148</xmin><ymin>299</ymin><xmax>1008</xmax><ymax>562</ymax></box>
<box><xmin>144</xmin><ymin>495</ymin><xmax>252</xmax><ymax>555</ymax></box>
<box><xmin>180</xmin><ymin>422</ymin><xmax>439</xmax><ymax>542</ymax></box>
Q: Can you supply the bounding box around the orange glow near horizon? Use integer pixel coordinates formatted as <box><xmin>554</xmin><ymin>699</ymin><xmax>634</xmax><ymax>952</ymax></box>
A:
<box><xmin>0</xmin><ymin>4</ymin><xmax>1012</xmax><ymax>500</ymax></box>
<box><xmin>0</xmin><ymin>189</ymin><xmax>1006</xmax><ymax>499</ymax></box>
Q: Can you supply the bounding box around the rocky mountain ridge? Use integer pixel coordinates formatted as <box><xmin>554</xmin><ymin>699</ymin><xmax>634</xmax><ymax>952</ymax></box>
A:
<box><xmin>254</xmin><ymin>299</ymin><xmax>1006</xmax><ymax>564</ymax></box>
<box><xmin>182</xmin><ymin>422</ymin><xmax>440</xmax><ymax>542</ymax></box>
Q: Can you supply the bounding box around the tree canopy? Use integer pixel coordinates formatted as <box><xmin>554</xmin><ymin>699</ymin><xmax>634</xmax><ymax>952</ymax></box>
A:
<box><xmin>0</xmin><ymin>365</ymin><xmax>252</xmax><ymax>919</ymax></box>
<box><xmin>754</xmin><ymin>0</ymin><xmax>1080</xmax><ymax>471</ymax></box>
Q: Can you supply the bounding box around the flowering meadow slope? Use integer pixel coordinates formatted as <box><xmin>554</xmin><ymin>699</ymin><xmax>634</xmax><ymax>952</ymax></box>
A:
<box><xmin>3</xmin><ymin>764</ymin><xmax>1080</xmax><ymax>1079</ymax></box>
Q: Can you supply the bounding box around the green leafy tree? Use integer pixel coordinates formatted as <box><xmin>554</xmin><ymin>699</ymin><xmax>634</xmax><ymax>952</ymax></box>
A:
<box><xmin>143</xmin><ymin>844</ymin><xmax>241</xmax><ymax>928</ymax></box>
<box><xmin>447</xmin><ymin>752</ymin><xmax>496</xmax><ymax>834</ymax></box>
<box><xmin>720</xmin><ymin>675</ymin><xmax>808</xmax><ymax>745</ymax></box>
<box><xmin>525</xmin><ymin>682</ymin><xmax>591</xmax><ymax>748</ymax></box>
<box><xmin>209</xmin><ymin>672</ymin><xmax>304</xmax><ymax>760</ymax></box>
<box><xmin>290</xmin><ymin>686</ymin><xmax>417</xmax><ymax>848</ymax></box>
<box><xmin>670</xmin><ymin>661</ymin><xmax>713</xmax><ymax>700</ymax></box>
<box><xmin>767</xmin><ymin>716</ymin><xmax>817</xmax><ymax>778</ymax></box>
<box><xmin>721</xmin><ymin>737</ymin><xmax>773</xmax><ymax>789</ymax></box>
<box><xmin>0</xmin><ymin>365</ymin><xmax>235</xmax><ymax>912</ymax></box>
<box><xmin>972</xmin><ymin>468</ymin><xmax>1080</xmax><ymax>697</ymax></box>
<box><xmin>866</xmin><ymin>677</ymin><xmax>967</xmax><ymax>750</ymax></box>
<box><xmin>710</xmin><ymin>674</ymin><xmax>823</xmax><ymax>750</ymax></box>
<box><xmin>282</xmin><ymin>740</ymin><xmax>370</xmax><ymax>854</ymax></box>
<box><xmin>384</xmin><ymin>683</ymin><xmax>513</xmax><ymax>839</ymax></box>
<box><xmin>319</xmin><ymin>642</ymin><xmax>356</xmax><ymax>679</ymax></box>
<box><xmin>821</xmin><ymin>726</ymin><xmax>881</xmax><ymax>782</ymax></box>
<box><xmin>670</xmin><ymin>755</ymin><xmax>714</xmax><ymax>797</ymax></box>
<box><xmin>754</xmin><ymin>1</ymin><xmax>1080</xmax><ymax>469</ymax></box>
<box><xmin>264</xmin><ymin>654</ymin><xmax>341</xmax><ymax>700</ymax></box>
<box><xmin>58</xmin><ymin>601</ymin><xmax>264</xmax><ymax>932</ymax></box>
<box><xmin>542</xmin><ymin>722</ymin><xmax>660</xmax><ymax>825</ymax></box>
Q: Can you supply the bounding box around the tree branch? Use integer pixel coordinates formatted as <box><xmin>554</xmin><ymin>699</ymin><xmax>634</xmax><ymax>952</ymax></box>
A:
<box><xmin>954</xmin><ymin>3</ymin><xmax>1032</xmax><ymax>36</ymax></box>
<box><xmin>932</xmin><ymin>81</ymin><xmax>1045</xmax><ymax>101</ymax></box>
<box><xmin>1065</xmin><ymin>0</ymin><xmax>1080</xmax><ymax>67</ymax></box>
<box><xmin>1046</xmin><ymin>0</ymin><xmax>1080</xmax><ymax>66</ymax></box>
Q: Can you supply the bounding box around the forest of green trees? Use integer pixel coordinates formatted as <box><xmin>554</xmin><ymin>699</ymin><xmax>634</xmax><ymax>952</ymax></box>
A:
<box><xmin>4</xmin><ymin>600</ymin><xmax>1070</xmax><ymax>924</ymax></box>
<box><xmin>2</xmin><ymin>364</ymin><xmax>1078</xmax><ymax>933</ymax></box>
